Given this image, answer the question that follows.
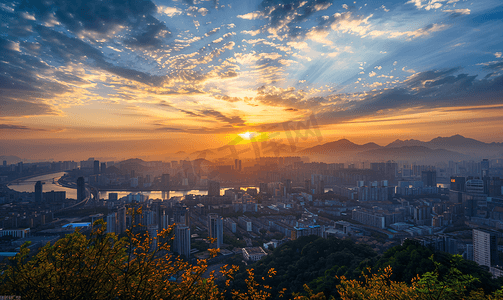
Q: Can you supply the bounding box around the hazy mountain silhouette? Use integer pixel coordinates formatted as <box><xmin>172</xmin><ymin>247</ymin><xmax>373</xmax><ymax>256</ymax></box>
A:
<box><xmin>299</xmin><ymin>139</ymin><xmax>381</xmax><ymax>155</ymax></box>
<box><xmin>296</xmin><ymin>134</ymin><xmax>502</xmax><ymax>162</ymax></box>
<box><xmin>384</xmin><ymin>134</ymin><xmax>503</xmax><ymax>158</ymax></box>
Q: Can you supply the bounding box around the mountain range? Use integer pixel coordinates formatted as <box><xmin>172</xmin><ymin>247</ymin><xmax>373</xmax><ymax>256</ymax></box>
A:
<box><xmin>299</xmin><ymin>134</ymin><xmax>503</xmax><ymax>162</ymax></box>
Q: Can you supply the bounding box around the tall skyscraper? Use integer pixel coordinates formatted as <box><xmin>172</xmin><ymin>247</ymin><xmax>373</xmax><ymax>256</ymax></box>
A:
<box><xmin>94</xmin><ymin>160</ymin><xmax>100</xmax><ymax>174</ymax></box>
<box><xmin>481</xmin><ymin>159</ymin><xmax>490</xmax><ymax>177</ymax></box>
<box><xmin>208</xmin><ymin>213</ymin><xmax>223</xmax><ymax>249</ymax></box>
<box><xmin>2</xmin><ymin>160</ymin><xmax>6</xmax><ymax>167</ymax></box>
<box><xmin>101</xmin><ymin>162</ymin><xmax>106</xmax><ymax>173</ymax></box>
<box><xmin>208</xmin><ymin>180</ymin><xmax>220</xmax><ymax>196</ymax></box>
<box><xmin>117</xmin><ymin>206</ymin><xmax>127</xmax><ymax>235</ymax></box>
<box><xmin>77</xmin><ymin>177</ymin><xmax>86</xmax><ymax>202</ymax></box>
<box><xmin>421</xmin><ymin>170</ymin><xmax>437</xmax><ymax>187</ymax></box>
<box><xmin>35</xmin><ymin>181</ymin><xmax>43</xmax><ymax>203</ymax></box>
<box><xmin>173</xmin><ymin>225</ymin><xmax>191</xmax><ymax>259</ymax></box>
<box><xmin>473</xmin><ymin>228</ymin><xmax>499</xmax><ymax>268</ymax></box>
<box><xmin>173</xmin><ymin>204</ymin><xmax>190</xmax><ymax>227</ymax></box>
<box><xmin>106</xmin><ymin>212</ymin><xmax>117</xmax><ymax>234</ymax></box>
<box><xmin>450</xmin><ymin>177</ymin><xmax>466</xmax><ymax>192</ymax></box>
<box><xmin>161</xmin><ymin>174</ymin><xmax>170</xmax><ymax>189</ymax></box>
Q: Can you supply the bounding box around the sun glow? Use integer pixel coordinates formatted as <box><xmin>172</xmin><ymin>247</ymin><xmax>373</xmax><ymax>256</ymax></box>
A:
<box><xmin>238</xmin><ymin>131</ymin><xmax>257</xmax><ymax>140</ymax></box>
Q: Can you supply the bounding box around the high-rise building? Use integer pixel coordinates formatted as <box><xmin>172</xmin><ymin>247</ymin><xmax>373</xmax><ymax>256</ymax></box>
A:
<box><xmin>107</xmin><ymin>212</ymin><xmax>117</xmax><ymax>234</ymax></box>
<box><xmin>481</xmin><ymin>159</ymin><xmax>490</xmax><ymax>177</ymax></box>
<box><xmin>77</xmin><ymin>177</ymin><xmax>86</xmax><ymax>202</ymax></box>
<box><xmin>466</xmin><ymin>179</ymin><xmax>484</xmax><ymax>195</ymax></box>
<box><xmin>117</xmin><ymin>206</ymin><xmax>127</xmax><ymax>235</ymax></box>
<box><xmin>450</xmin><ymin>177</ymin><xmax>466</xmax><ymax>192</ymax></box>
<box><xmin>473</xmin><ymin>228</ymin><xmax>499</xmax><ymax>268</ymax></box>
<box><xmin>173</xmin><ymin>225</ymin><xmax>191</xmax><ymax>259</ymax></box>
<box><xmin>101</xmin><ymin>162</ymin><xmax>106</xmax><ymax>173</ymax></box>
<box><xmin>208</xmin><ymin>213</ymin><xmax>223</xmax><ymax>249</ymax></box>
<box><xmin>94</xmin><ymin>160</ymin><xmax>100</xmax><ymax>174</ymax></box>
<box><xmin>2</xmin><ymin>160</ymin><xmax>6</xmax><ymax>167</ymax></box>
<box><xmin>173</xmin><ymin>205</ymin><xmax>189</xmax><ymax>227</ymax></box>
<box><xmin>35</xmin><ymin>181</ymin><xmax>43</xmax><ymax>204</ymax></box>
<box><xmin>161</xmin><ymin>174</ymin><xmax>170</xmax><ymax>190</ymax></box>
<box><xmin>421</xmin><ymin>170</ymin><xmax>437</xmax><ymax>187</ymax></box>
<box><xmin>208</xmin><ymin>180</ymin><xmax>220</xmax><ymax>196</ymax></box>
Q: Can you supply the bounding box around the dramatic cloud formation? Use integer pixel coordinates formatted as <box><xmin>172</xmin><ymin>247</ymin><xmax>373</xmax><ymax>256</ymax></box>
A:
<box><xmin>0</xmin><ymin>0</ymin><xmax>502</xmax><ymax>158</ymax></box>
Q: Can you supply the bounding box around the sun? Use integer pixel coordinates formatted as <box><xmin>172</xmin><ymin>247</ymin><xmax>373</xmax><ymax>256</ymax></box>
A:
<box><xmin>238</xmin><ymin>131</ymin><xmax>257</xmax><ymax>140</ymax></box>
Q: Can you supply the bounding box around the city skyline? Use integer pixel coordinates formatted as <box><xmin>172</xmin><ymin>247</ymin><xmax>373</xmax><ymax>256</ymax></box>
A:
<box><xmin>1</xmin><ymin>0</ymin><xmax>503</xmax><ymax>160</ymax></box>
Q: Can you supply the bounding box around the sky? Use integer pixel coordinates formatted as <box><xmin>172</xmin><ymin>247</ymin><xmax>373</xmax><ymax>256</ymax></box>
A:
<box><xmin>1</xmin><ymin>0</ymin><xmax>503</xmax><ymax>160</ymax></box>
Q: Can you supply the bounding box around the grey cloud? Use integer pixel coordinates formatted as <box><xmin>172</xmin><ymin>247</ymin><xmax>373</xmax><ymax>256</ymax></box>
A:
<box><xmin>200</xmin><ymin>109</ymin><xmax>245</xmax><ymax>126</ymax></box>
<box><xmin>315</xmin><ymin>69</ymin><xmax>503</xmax><ymax>125</ymax></box>
<box><xmin>154</xmin><ymin>127</ymin><xmax>186</xmax><ymax>132</ymax></box>
<box><xmin>482</xmin><ymin>61</ymin><xmax>503</xmax><ymax>71</ymax></box>
<box><xmin>254</xmin><ymin>85</ymin><xmax>322</xmax><ymax>110</ymax></box>
<box><xmin>0</xmin><ymin>124</ymin><xmax>47</xmax><ymax>131</ymax></box>
<box><xmin>260</xmin><ymin>0</ymin><xmax>332</xmax><ymax>34</ymax></box>
<box><xmin>18</xmin><ymin>0</ymin><xmax>169</xmax><ymax>47</ymax></box>
<box><xmin>0</xmin><ymin>98</ymin><xmax>57</xmax><ymax>117</ymax></box>
<box><xmin>125</xmin><ymin>15</ymin><xmax>170</xmax><ymax>48</ymax></box>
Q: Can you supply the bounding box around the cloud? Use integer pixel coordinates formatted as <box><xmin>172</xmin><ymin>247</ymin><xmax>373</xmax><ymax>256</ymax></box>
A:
<box><xmin>17</xmin><ymin>0</ymin><xmax>170</xmax><ymax>47</ymax></box>
<box><xmin>407</xmin><ymin>0</ymin><xmax>445</xmax><ymax>10</ymax></box>
<box><xmin>0</xmin><ymin>124</ymin><xmax>48</xmax><ymax>131</ymax></box>
<box><xmin>0</xmin><ymin>98</ymin><xmax>57</xmax><ymax>117</ymax></box>
<box><xmin>237</xmin><ymin>11</ymin><xmax>264</xmax><ymax>20</ymax></box>
<box><xmin>495</xmin><ymin>52</ymin><xmax>502</xmax><ymax>58</ymax></box>
<box><xmin>200</xmin><ymin>110</ymin><xmax>245</xmax><ymax>126</ymax></box>
<box><xmin>241</xmin><ymin>29</ymin><xmax>261</xmax><ymax>36</ymax></box>
<box><xmin>238</xmin><ymin>0</ymin><xmax>332</xmax><ymax>39</ymax></box>
<box><xmin>443</xmin><ymin>9</ymin><xmax>470</xmax><ymax>15</ymax></box>
<box><xmin>389</xmin><ymin>23</ymin><xmax>449</xmax><ymax>39</ymax></box>
<box><xmin>315</xmin><ymin>69</ymin><xmax>503</xmax><ymax>125</ymax></box>
<box><xmin>254</xmin><ymin>85</ymin><xmax>323</xmax><ymax>110</ymax></box>
<box><xmin>157</xmin><ymin>6</ymin><xmax>182</xmax><ymax>17</ymax></box>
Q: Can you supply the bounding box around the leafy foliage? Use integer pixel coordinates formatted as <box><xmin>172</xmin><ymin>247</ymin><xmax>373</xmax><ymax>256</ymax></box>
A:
<box><xmin>233</xmin><ymin>236</ymin><xmax>377</xmax><ymax>298</ymax></box>
<box><xmin>0</xmin><ymin>208</ymin><xmax>243</xmax><ymax>300</ymax></box>
<box><xmin>336</xmin><ymin>256</ymin><xmax>503</xmax><ymax>300</ymax></box>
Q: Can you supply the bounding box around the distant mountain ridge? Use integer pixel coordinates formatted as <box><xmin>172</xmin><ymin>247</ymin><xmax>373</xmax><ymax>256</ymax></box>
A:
<box><xmin>298</xmin><ymin>134</ymin><xmax>503</xmax><ymax>161</ymax></box>
<box><xmin>298</xmin><ymin>139</ymin><xmax>381</xmax><ymax>155</ymax></box>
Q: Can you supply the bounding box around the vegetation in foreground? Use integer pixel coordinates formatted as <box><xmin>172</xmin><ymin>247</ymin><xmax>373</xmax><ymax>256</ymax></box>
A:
<box><xmin>1</xmin><ymin>212</ymin><xmax>503</xmax><ymax>299</ymax></box>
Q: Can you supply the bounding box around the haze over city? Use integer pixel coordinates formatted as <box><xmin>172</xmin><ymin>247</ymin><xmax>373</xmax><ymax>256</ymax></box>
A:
<box><xmin>0</xmin><ymin>0</ymin><xmax>502</xmax><ymax>161</ymax></box>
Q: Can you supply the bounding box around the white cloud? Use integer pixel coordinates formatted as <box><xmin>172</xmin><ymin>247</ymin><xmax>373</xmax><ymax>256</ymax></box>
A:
<box><xmin>157</xmin><ymin>6</ymin><xmax>182</xmax><ymax>17</ymax></box>
<box><xmin>402</xmin><ymin>66</ymin><xmax>416</xmax><ymax>73</ymax></box>
<box><xmin>287</xmin><ymin>41</ymin><xmax>309</xmax><ymax>50</ymax></box>
<box><xmin>380</xmin><ymin>5</ymin><xmax>389</xmax><ymax>12</ymax></box>
<box><xmin>241</xmin><ymin>29</ymin><xmax>261</xmax><ymax>36</ymax></box>
<box><xmin>443</xmin><ymin>9</ymin><xmax>470</xmax><ymax>15</ymax></box>
<box><xmin>494</xmin><ymin>52</ymin><xmax>502</xmax><ymax>58</ymax></box>
<box><xmin>237</xmin><ymin>11</ymin><xmax>263</xmax><ymax>20</ymax></box>
<box><xmin>389</xmin><ymin>24</ymin><xmax>449</xmax><ymax>39</ymax></box>
<box><xmin>369</xmin><ymin>71</ymin><xmax>376</xmax><ymax>77</ymax></box>
<box><xmin>407</xmin><ymin>0</ymin><xmax>445</xmax><ymax>10</ymax></box>
<box><xmin>198</xmin><ymin>8</ymin><xmax>209</xmax><ymax>16</ymax></box>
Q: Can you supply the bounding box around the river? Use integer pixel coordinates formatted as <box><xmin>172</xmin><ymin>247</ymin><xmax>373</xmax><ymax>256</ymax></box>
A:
<box><xmin>7</xmin><ymin>172</ymin><xmax>258</xmax><ymax>200</ymax></box>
